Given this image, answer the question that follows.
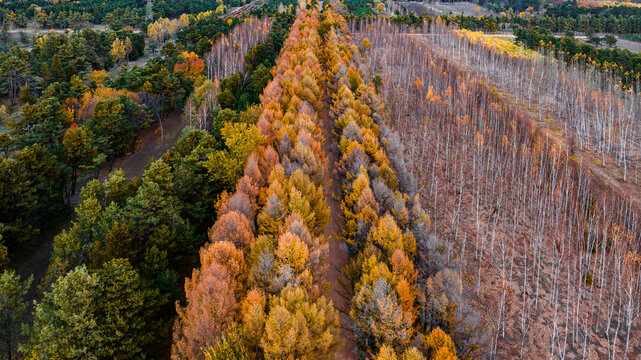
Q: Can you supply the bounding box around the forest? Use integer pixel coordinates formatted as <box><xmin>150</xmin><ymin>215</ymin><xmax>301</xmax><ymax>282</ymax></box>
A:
<box><xmin>0</xmin><ymin>0</ymin><xmax>640</xmax><ymax>359</ymax></box>
<box><xmin>0</xmin><ymin>0</ymin><xmax>256</xmax><ymax>29</ymax></box>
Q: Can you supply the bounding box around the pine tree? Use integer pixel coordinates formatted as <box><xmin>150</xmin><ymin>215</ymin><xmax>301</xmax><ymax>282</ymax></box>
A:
<box><xmin>94</xmin><ymin>259</ymin><xmax>155</xmax><ymax>359</ymax></box>
<box><xmin>24</xmin><ymin>266</ymin><xmax>102</xmax><ymax>359</ymax></box>
<box><xmin>18</xmin><ymin>84</ymin><xmax>36</xmax><ymax>104</ymax></box>
<box><xmin>0</xmin><ymin>270</ymin><xmax>32</xmax><ymax>360</ymax></box>
<box><xmin>0</xmin><ymin>56</ymin><xmax>31</xmax><ymax>102</ymax></box>
<box><xmin>87</xmin><ymin>97</ymin><xmax>133</xmax><ymax>155</ymax></box>
<box><xmin>26</xmin><ymin>262</ymin><xmax>155</xmax><ymax>359</ymax></box>
<box><xmin>63</xmin><ymin>125</ymin><xmax>96</xmax><ymax>196</ymax></box>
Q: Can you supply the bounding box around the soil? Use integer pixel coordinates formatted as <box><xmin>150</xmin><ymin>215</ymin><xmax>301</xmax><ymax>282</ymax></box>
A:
<box><xmin>110</xmin><ymin>55</ymin><xmax>152</xmax><ymax>76</ymax></box>
<box><xmin>319</xmin><ymin>97</ymin><xmax>358</xmax><ymax>359</ymax></box>
<box><xmin>70</xmin><ymin>110</ymin><xmax>185</xmax><ymax>204</ymax></box>
<box><xmin>98</xmin><ymin>111</ymin><xmax>185</xmax><ymax>181</ymax></box>
<box><xmin>410</xmin><ymin>33</ymin><xmax>641</xmax><ymax>212</ymax></box>
<box><xmin>224</xmin><ymin>0</ymin><xmax>264</xmax><ymax>19</ymax></box>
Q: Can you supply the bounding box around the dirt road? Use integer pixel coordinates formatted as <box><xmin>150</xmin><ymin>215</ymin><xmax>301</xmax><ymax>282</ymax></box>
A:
<box><xmin>69</xmin><ymin>111</ymin><xmax>185</xmax><ymax>204</ymax></box>
<box><xmin>6</xmin><ymin>111</ymin><xmax>185</xmax><ymax>355</ymax></box>
<box><xmin>319</xmin><ymin>98</ymin><xmax>357</xmax><ymax>359</ymax></box>
<box><xmin>100</xmin><ymin>111</ymin><xmax>185</xmax><ymax>180</ymax></box>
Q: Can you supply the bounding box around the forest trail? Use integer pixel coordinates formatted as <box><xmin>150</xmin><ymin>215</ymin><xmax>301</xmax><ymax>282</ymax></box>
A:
<box><xmin>97</xmin><ymin>111</ymin><xmax>185</xmax><ymax>181</ymax></box>
<box><xmin>10</xmin><ymin>112</ymin><xmax>186</xmax><ymax>337</ymax></box>
<box><xmin>319</xmin><ymin>98</ymin><xmax>357</xmax><ymax>359</ymax></box>
<box><xmin>224</xmin><ymin>0</ymin><xmax>264</xmax><ymax>19</ymax></box>
<box><xmin>70</xmin><ymin>111</ymin><xmax>185</xmax><ymax>204</ymax></box>
<box><xmin>7</xmin><ymin>111</ymin><xmax>186</xmax><ymax>356</ymax></box>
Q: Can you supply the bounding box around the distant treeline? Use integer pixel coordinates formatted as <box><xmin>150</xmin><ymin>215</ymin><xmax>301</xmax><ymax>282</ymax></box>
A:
<box><xmin>386</xmin><ymin>12</ymin><xmax>641</xmax><ymax>34</ymax></box>
<box><xmin>515</xmin><ymin>26</ymin><xmax>641</xmax><ymax>85</ymax></box>
<box><xmin>0</xmin><ymin>0</ymin><xmax>253</xmax><ymax>30</ymax></box>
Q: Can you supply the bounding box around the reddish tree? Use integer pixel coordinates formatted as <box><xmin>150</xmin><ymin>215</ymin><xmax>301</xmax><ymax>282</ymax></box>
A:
<box><xmin>172</xmin><ymin>263</ymin><xmax>235</xmax><ymax>360</ymax></box>
<box><xmin>207</xmin><ymin>211</ymin><xmax>254</xmax><ymax>251</ymax></box>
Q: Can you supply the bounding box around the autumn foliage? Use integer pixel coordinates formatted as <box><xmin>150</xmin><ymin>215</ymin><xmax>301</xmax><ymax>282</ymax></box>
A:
<box><xmin>321</xmin><ymin>5</ymin><xmax>457</xmax><ymax>359</ymax></box>
<box><xmin>172</xmin><ymin>263</ymin><xmax>236</xmax><ymax>360</ymax></box>
<box><xmin>173</xmin><ymin>51</ymin><xmax>206</xmax><ymax>79</ymax></box>
<box><xmin>353</xmin><ymin>16</ymin><xmax>641</xmax><ymax>359</ymax></box>
<box><xmin>172</xmin><ymin>9</ymin><xmax>339</xmax><ymax>360</ymax></box>
<box><xmin>75</xmin><ymin>86</ymin><xmax>141</xmax><ymax>122</ymax></box>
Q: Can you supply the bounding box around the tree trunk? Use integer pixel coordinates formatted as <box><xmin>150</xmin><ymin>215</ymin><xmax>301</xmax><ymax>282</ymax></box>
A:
<box><xmin>158</xmin><ymin>114</ymin><xmax>164</xmax><ymax>140</ymax></box>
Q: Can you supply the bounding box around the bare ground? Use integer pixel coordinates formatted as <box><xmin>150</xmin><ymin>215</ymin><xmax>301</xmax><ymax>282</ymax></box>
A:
<box><xmin>320</xmin><ymin>97</ymin><xmax>358</xmax><ymax>359</ymax></box>
<box><xmin>351</xmin><ymin>28</ymin><xmax>641</xmax><ymax>358</ymax></box>
<box><xmin>98</xmin><ymin>111</ymin><xmax>185</xmax><ymax>181</ymax></box>
<box><xmin>408</xmin><ymin>33</ymin><xmax>641</xmax><ymax>359</ymax></box>
<box><xmin>71</xmin><ymin>111</ymin><xmax>185</xmax><ymax>204</ymax></box>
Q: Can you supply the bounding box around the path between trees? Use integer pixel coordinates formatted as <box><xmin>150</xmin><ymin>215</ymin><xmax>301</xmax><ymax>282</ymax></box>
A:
<box><xmin>69</xmin><ymin>110</ymin><xmax>185</xmax><ymax>204</ymax></box>
<box><xmin>15</xmin><ymin>112</ymin><xmax>185</xmax><ymax>277</ymax></box>
<box><xmin>98</xmin><ymin>111</ymin><xmax>185</xmax><ymax>181</ymax></box>
<box><xmin>319</xmin><ymin>98</ymin><xmax>357</xmax><ymax>359</ymax></box>
<box><xmin>11</xmin><ymin>111</ymin><xmax>186</xmax><ymax>347</ymax></box>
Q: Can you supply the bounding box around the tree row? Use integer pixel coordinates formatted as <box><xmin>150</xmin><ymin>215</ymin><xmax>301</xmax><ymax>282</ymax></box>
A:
<box><xmin>324</xmin><ymin>4</ymin><xmax>471</xmax><ymax>359</ymax></box>
<box><xmin>171</xmin><ymin>8</ymin><xmax>343</xmax><ymax>360</ymax></box>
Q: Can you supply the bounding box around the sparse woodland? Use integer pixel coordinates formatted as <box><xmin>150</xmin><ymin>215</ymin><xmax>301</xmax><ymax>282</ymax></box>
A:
<box><xmin>353</xmin><ymin>17</ymin><xmax>641</xmax><ymax>359</ymax></box>
<box><xmin>204</xmin><ymin>17</ymin><xmax>272</xmax><ymax>80</ymax></box>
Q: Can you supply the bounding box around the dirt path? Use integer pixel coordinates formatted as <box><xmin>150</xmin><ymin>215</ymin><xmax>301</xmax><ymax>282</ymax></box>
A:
<box><xmin>224</xmin><ymin>0</ymin><xmax>264</xmax><ymax>19</ymax></box>
<box><xmin>18</xmin><ymin>112</ymin><xmax>185</xmax><ymax>277</ymax></box>
<box><xmin>99</xmin><ymin>111</ymin><xmax>185</xmax><ymax>181</ymax></box>
<box><xmin>70</xmin><ymin>111</ymin><xmax>185</xmax><ymax>204</ymax></box>
<box><xmin>110</xmin><ymin>55</ymin><xmax>152</xmax><ymax>76</ymax></box>
<box><xmin>319</xmin><ymin>99</ymin><xmax>357</xmax><ymax>359</ymax></box>
<box><xmin>4</xmin><ymin>111</ymin><xmax>186</xmax><ymax>356</ymax></box>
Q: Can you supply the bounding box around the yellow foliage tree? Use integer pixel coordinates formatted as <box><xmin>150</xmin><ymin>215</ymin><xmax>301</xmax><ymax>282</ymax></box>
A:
<box><xmin>89</xmin><ymin>70</ymin><xmax>110</xmax><ymax>86</ymax></box>
<box><xmin>275</xmin><ymin>232</ymin><xmax>309</xmax><ymax>274</ymax></box>
<box><xmin>368</xmin><ymin>214</ymin><xmax>416</xmax><ymax>259</ymax></box>
<box><xmin>377</xmin><ymin>345</ymin><xmax>399</xmax><ymax>360</ymax></box>
<box><xmin>76</xmin><ymin>87</ymin><xmax>139</xmax><ymax>121</ymax></box>
<box><xmin>423</xmin><ymin>328</ymin><xmax>457</xmax><ymax>360</ymax></box>
<box><xmin>240</xmin><ymin>288</ymin><xmax>267</xmax><ymax>353</ymax></box>
<box><xmin>261</xmin><ymin>285</ymin><xmax>339</xmax><ymax>359</ymax></box>
<box><xmin>110</xmin><ymin>38</ymin><xmax>127</xmax><ymax>64</ymax></box>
